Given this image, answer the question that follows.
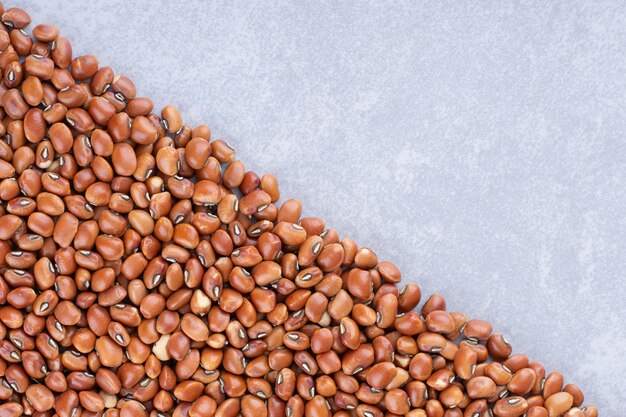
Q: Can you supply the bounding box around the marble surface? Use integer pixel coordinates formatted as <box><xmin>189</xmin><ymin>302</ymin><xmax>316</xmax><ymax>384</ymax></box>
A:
<box><xmin>20</xmin><ymin>0</ymin><xmax>626</xmax><ymax>413</ymax></box>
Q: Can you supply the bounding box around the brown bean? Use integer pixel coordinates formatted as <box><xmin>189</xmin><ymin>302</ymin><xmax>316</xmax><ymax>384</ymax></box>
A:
<box><xmin>71</xmin><ymin>55</ymin><xmax>98</xmax><ymax>80</ymax></box>
<box><xmin>543</xmin><ymin>371</ymin><xmax>564</xmax><ymax>399</ymax></box>
<box><xmin>2</xmin><ymin>8</ymin><xmax>32</xmax><ymax>28</ymax></box>
<box><xmin>180</xmin><ymin>313</ymin><xmax>209</xmax><ymax>342</ymax></box>
<box><xmin>33</xmin><ymin>24</ymin><xmax>59</xmax><ymax>42</ymax></box>
<box><xmin>10</xmin><ymin>30</ymin><xmax>33</xmax><ymax>57</ymax></box>
<box><xmin>25</xmin><ymin>384</ymin><xmax>55</xmax><ymax>412</ymax></box>
<box><xmin>112</xmin><ymin>143</ymin><xmax>137</xmax><ymax>176</ymax></box>
<box><xmin>544</xmin><ymin>392</ymin><xmax>573</xmax><ymax>417</ymax></box>
<box><xmin>66</xmin><ymin>108</ymin><xmax>94</xmax><ymax>133</ymax></box>
<box><xmin>94</xmin><ymin>336</ymin><xmax>123</xmax><ymax>367</ymax></box>
<box><xmin>508</xmin><ymin>367</ymin><xmax>537</xmax><ymax>395</ymax></box>
<box><xmin>425</xmin><ymin>310</ymin><xmax>456</xmax><ymax>334</ymax></box>
<box><xmin>24</xmin><ymin>55</ymin><xmax>54</xmax><ymax>79</ymax></box>
<box><xmin>464</xmin><ymin>319</ymin><xmax>493</xmax><ymax>341</ymax></box>
<box><xmin>564</xmin><ymin>383</ymin><xmax>585</xmax><ymax>407</ymax></box>
<box><xmin>2</xmin><ymin>89</ymin><xmax>29</xmax><ymax>119</ymax></box>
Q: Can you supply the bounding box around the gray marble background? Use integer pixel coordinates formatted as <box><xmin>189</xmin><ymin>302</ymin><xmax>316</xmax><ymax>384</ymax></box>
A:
<box><xmin>20</xmin><ymin>0</ymin><xmax>625</xmax><ymax>413</ymax></box>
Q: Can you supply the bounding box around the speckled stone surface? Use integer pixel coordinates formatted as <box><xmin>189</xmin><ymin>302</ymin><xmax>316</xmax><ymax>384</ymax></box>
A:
<box><xmin>19</xmin><ymin>1</ymin><xmax>625</xmax><ymax>413</ymax></box>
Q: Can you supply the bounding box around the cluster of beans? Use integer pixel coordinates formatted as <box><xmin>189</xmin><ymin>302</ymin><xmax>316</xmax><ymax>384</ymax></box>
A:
<box><xmin>0</xmin><ymin>4</ymin><xmax>598</xmax><ymax>417</ymax></box>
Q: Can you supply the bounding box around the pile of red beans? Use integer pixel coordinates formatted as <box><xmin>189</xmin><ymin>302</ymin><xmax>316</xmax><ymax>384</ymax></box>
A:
<box><xmin>0</xmin><ymin>4</ymin><xmax>597</xmax><ymax>417</ymax></box>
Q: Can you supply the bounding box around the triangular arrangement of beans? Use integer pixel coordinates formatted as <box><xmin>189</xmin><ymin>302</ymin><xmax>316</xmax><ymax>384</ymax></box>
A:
<box><xmin>0</xmin><ymin>4</ymin><xmax>597</xmax><ymax>417</ymax></box>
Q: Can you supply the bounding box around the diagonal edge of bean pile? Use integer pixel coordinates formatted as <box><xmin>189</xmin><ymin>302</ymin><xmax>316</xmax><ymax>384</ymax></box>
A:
<box><xmin>0</xmin><ymin>4</ymin><xmax>598</xmax><ymax>417</ymax></box>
